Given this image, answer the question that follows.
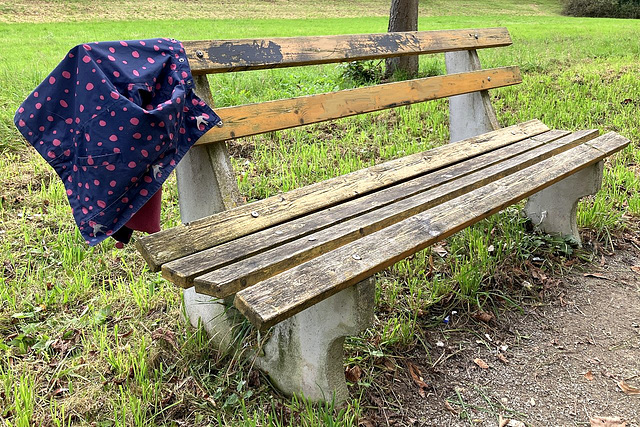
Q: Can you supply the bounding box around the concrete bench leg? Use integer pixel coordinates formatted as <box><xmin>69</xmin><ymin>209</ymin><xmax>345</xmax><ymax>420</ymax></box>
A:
<box><xmin>524</xmin><ymin>161</ymin><xmax>604</xmax><ymax>246</ymax></box>
<box><xmin>255</xmin><ymin>278</ymin><xmax>376</xmax><ymax>403</ymax></box>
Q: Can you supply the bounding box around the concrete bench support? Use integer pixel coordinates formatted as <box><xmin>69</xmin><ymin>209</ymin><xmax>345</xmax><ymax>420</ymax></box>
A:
<box><xmin>255</xmin><ymin>278</ymin><xmax>375</xmax><ymax>403</ymax></box>
<box><xmin>525</xmin><ymin>161</ymin><xmax>604</xmax><ymax>246</ymax></box>
<box><xmin>445</xmin><ymin>50</ymin><xmax>500</xmax><ymax>143</ymax></box>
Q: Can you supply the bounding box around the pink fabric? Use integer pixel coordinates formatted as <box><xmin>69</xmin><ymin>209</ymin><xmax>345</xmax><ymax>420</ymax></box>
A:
<box><xmin>124</xmin><ymin>187</ymin><xmax>162</xmax><ymax>233</ymax></box>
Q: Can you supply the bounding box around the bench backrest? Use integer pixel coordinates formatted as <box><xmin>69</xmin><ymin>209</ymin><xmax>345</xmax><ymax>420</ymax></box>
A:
<box><xmin>181</xmin><ymin>28</ymin><xmax>520</xmax><ymax>145</ymax></box>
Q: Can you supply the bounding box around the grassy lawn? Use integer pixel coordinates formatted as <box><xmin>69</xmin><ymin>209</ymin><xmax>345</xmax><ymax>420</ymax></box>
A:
<box><xmin>1</xmin><ymin>1</ymin><xmax>639</xmax><ymax>425</ymax></box>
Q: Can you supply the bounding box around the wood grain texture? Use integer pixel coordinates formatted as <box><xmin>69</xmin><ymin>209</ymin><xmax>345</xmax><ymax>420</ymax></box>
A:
<box><xmin>192</xmin><ymin>129</ymin><xmax>596</xmax><ymax>297</ymax></box>
<box><xmin>234</xmin><ymin>132</ymin><xmax>630</xmax><ymax>330</ymax></box>
<box><xmin>162</xmin><ymin>129</ymin><xmax>569</xmax><ymax>288</ymax></box>
<box><xmin>136</xmin><ymin>120</ymin><xmax>550</xmax><ymax>271</ymax></box>
<box><xmin>184</xmin><ymin>28</ymin><xmax>512</xmax><ymax>74</ymax></box>
<box><xmin>194</xmin><ymin>67</ymin><xmax>521</xmax><ymax>145</ymax></box>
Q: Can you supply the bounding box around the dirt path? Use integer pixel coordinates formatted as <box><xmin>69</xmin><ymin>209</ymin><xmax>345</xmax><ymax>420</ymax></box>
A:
<box><xmin>364</xmin><ymin>239</ymin><xmax>640</xmax><ymax>426</ymax></box>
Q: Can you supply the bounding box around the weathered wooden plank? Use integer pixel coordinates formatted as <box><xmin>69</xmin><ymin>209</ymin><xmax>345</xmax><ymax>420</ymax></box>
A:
<box><xmin>194</xmin><ymin>67</ymin><xmax>521</xmax><ymax>145</ymax></box>
<box><xmin>234</xmin><ymin>132</ymin><xmax>630</xmax><ymax>330</ymax></box>
<box><xmin>184</xmin><ymin>28</ymin><xmax>513</xmax><ymax>74</ymax></box>
<box><xmin>192</xmin><ymin>129</ymin><xmax>596</xmax><ymax>297</ymax></box>
<box><xmin>162</xmin><ymin>129</ymin><xmax>569</xmax><ymax>288</ymax></box>
<box><xmin>136</xmin><ymin>120</ymin><xmax>549</xmax><ymax>271</ymax></box>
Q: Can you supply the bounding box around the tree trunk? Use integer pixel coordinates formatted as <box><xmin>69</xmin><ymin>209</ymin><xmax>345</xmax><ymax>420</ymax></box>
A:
<box><xmin>385</xmin><ymin>0</ymin><xmax>419</xmax><ymax>79</ymax></box>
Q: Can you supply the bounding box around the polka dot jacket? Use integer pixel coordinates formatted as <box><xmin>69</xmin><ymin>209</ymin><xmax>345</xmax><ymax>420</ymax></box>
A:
<box><xmin>14</xmin><ymin>38</ymin><xmax>221</xmax><ymax>246</ymax></box>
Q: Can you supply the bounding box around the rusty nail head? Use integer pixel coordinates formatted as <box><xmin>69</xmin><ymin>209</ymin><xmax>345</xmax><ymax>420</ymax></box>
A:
<box><xmin>196</xmin><ymin>50</ymin><xmax>204</xmax><ymax>58</ymax></box>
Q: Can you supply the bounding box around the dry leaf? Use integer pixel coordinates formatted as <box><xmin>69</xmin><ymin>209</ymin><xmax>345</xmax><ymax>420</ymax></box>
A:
<box><xmin>345</xmin><ymin>365</ymin><xmax>362</xmax><ymax>383</ymax></box>
<box><xmin>630</xmin><ymin>266</ymin><xmax>640</xmax><ymax>274</ymax></box>
<box><xmin>473</xmin><ymin>358</ymin><xmax>489</xmax><ymax>369</ymax></box>
<box><xmin>590</xmin><ymin>416</ymin><xmax>627</xmax><ymax>427</ymax></box>
<box><xmin>585</xmin><ymin>370</ymin><xmax>595</xmax><ymax>381</ymax></box>
<box><xmin>583</xmin><ymin>273</ymin><xmax>610</xmax><ymax>280</ymax></box>
<box><xmin>432</xmin><ymin>244</ymin><xmax>448</xmax><ymax>258</ymax></box>
<box><xmin>472</xmin><ymin>311</ymin><xmax>494</xmax><ymax>323</ymax></box>
<box><xmin>444</xmin><ymin>400</ymin><xmax>458</xmax><ymax>415</ymax></box>
<box><xmin>407</xmin><ymin>362</ymin><xmax>428</xmax><ymax>397</ymax></box>
<box><xmin>497</xmin><ymin>353</ymin><xmax>509</xmax><ymax>364</ymax></box>
<box><xmin>618</xmin><ymin>380</ymin><xmax>640</xmax><ymax>395</ymax></box>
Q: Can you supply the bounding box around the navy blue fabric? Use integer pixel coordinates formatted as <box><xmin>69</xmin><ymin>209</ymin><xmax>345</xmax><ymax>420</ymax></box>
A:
<box><xmin>15</xmin><ymin>38</ymin><xmax>221</xmax><ymax>245</ymax></box>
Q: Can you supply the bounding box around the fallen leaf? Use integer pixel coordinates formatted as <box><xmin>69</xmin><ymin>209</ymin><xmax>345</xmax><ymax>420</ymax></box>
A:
<box><xmin>585</xmin><ymin>370</ymin><xmax>595</xmax><ymax>381</ymax></box>
<box><xmin>630</xmin><ymin>266</ymin><xmax>640</xmax><ymax>274</ymax></box>
<box><xmin>618</xmin><ymin>380</ymin><xmax>640</xmax><ymax>395</ymax></box>
<box><xmin>590</xmin><ymin>416</ymin><xmax>627</xmax><ymax>427</ymax></box>
<box><xmin>432</xmin><ymin>244</ymin><xmax>448</xmax><ymax>258</ymax></box>
<box><xmin>345</xmin><ymin>365</ymin><xmax>362</xmax><ymax>383</ymax></box>
<box><xmin>497</xmin><ymin>353</ymin><xmax>509</xmax><ymax>364</ymax></box>
<box><xmin>473</xmin><ymin>358</ymin><xmax>489</xmax><ymax>369</ymax></box>
<box><xmin>583</xmin><ymin>273</ymin><xmax>611</xmax><ymax>280</ymax></box>
<box><xmin>444</xmin><ymin>400</ymin><xmax>458</xmax><ymax>415</ymax></box>
<box><xmin>472</xmin><ymin>311</ymin><xmax>494</xmax><ymax>323</ymax></box>
<box><xmin>407</xmin><ymin>362</ymin><xmax>428</xmax><ymax>397</ymax></box>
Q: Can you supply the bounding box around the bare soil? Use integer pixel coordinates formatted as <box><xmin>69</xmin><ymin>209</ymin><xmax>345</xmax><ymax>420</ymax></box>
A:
<box><xmin>362</xmin><ymin>235</ymin><xmax>640</xmax><ymax>427</ymax></box>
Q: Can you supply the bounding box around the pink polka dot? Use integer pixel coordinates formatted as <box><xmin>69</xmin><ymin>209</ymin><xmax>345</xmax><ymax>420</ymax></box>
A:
<box><xmin>181</xmin><ymin>71</ymin><xmax>188</xmax><ymax>79</ymax></box>
<box><xmin>144</xmin><ymin>176</ymin><xmax>152</xmax><ymax>183</ymax></box>
<box><xmin>132</xmin><ymin>69</ymin><xmax>140</xmax><ymax>77</ymax></box>
<box><xmin>132</xmin><ymin>51</ymin><xmax>140</xmax><ymax>58</ymax></box>
<box><xmin>87</xmin><ymin>156</ymin><xmax>94</xmax><ymax>165</ymax></box>
<box><xmin>130</xmin><ymin>118</ymin><xmax>139</xmax><ymax>125</ymax></box>
<box><xmin>147</xmin><ymin>57</ymin><xmax>155</xmax><ymax>64</ymax></box>
<box><xmin>99</xmin><ymin>120</ymin><xmax>106</xmax><ymax>127</ymax></box>
<box><xmin>113</xmin><ymin>71</ymin><xmax>120</xmax><ymax>78</ymax></box>
<box><xmin>49</xmin><ymin>76</ymin><xmax>56</xmax><ymax>84</ymax></box>
<box><xmin>66</xmin><ymin>189</ymin><xmax>73</xmax><ymax>196</ymax></box>
<box><xmin>109</xmin><ymin>47</ymin><xmax>116</xmax><ymax>53</ymax></box>
<box><xmin>79</xmin><ymin>104</ymin><xmax>85</xmax><ymax>112</ymax></box>
<box><xmin>86</xmin><ymin>82</ymin><xmax>94</xmax><ymax>91</ymax></box>
<box><xmin>83</xmin><ymin>44</ymin><xmax>92</xmax><ymax>51</ymax></box>
<box><xmin>106</xmin><ymin>164</ymin><xmax>116</xmax><ymax>171</ymax></box>
<box><xmin>141</xmin><ymin>149</ymin><xmax>148</xmax><ymax>157</ymax></box>
<box><xmin>108</xmin><ymin>55</ymin><xmax>116</xmax><ymax>61</ymax></box>
<box><xmin>33</xmin><ymin>91</ymin><xmax>39</xmax><ymax>97</ymax></box>
<box><xmin>52</xmin><ymin>138</ymin><xmax>61</xmax><ymax>146</ymax></box>
<box><xmin>18</xmin><ymin>119</ymin><xmax>25</xmax><ymax>127</ymax></box>
<box><xmin>120</xmin><ymin>41</ymin><xmax>128</xmax><ymax>47</ymax></box>
<box><xmin>128</xmin><ymin>161</ymin><xmax>136</xmax><ymax>168</ymax></box>
<box><xmin>47</xmin><ymin>116</ymin><xmax>54</xmax><ymax>122</ymax></box>
<box><xmin>62</xmin><ymin>71</ymin><xmax>71</xmax><ymax>79</ymax></box>
<box><xmin>110</xmin><ymin>180</ymin><xmax>117</xmax><ymax>187</ymax></box>
<box><xmin>109</xmin><ymin>135</ymin><xmax>118</xmax><ymax>142</ymax></box>
<box><xmin>110</xmin><ymin>91</ymin><xmax>119</xmax><ymax>100</ymax></box>
<box><xmin>132</xmin><ymin>133</ymin><xmax>141</xmax><ymax>139</ymax></box>
<box><xmin>60</xmin><ymin>100</ymin><xmax>68</xmax><ymax>108</ymax></box>
<box><xmin>65</xmin><ymin>118</ymin><xmax>73</xmax><ymax>124</ymax></box>
<box><xmin>113</xmin><ymin>147</ymin><xmax>120</xmax><ymax>153</ymax></box>
<box><xmin>97</xmin><ymin>200</ymin><xmax>106</xmax><ymax>208</ymax></box>
<box><xmin>85</xmin><ymin>134</ymin><xmax>90</xmax><ymax>142</ymax></box>
<box><xmin>82</xmin><ymin>56</ymin><xmax>91</xmax><ymax>63</ymax></box>
<box><xmin>82</xmin><ymin>207</ymin><xmax>88</xmax><ymax>214</ymax></box>
<box><xmin>140</xmin><ymin>189</ymin><xmax>148</xmax><ymax>196</ymax></box>
<box><xmin>94</xmin><ymin>179</ymin><xmax>100</xmax><ymax>186</ymax></box>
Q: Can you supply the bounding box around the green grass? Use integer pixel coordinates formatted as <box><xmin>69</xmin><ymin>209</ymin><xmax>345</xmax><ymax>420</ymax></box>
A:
<box><xmin>1</xmin><ymin>2</ymin><xmax>639</xmax><ymax>425</ymax></box>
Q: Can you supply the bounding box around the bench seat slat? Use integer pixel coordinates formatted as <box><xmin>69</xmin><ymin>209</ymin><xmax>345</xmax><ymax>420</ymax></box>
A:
<box><xmin>192</xmin><ymin>129</ymin><xmax>597</xmax><ymax>297</ymax></box>
<box><xmin>234</xmin><ymin>132</ymin><xmax>630</xmax><ymax>330</ymax></box>
<box><xmin>195</xmin><ymin>67</ymin><xmax>521</xmax><ymax>145</ymax></box>
<box><xmin>162</xmin><ymin>129</ymin><xmax>569</xmax><ymax>288</ymax></box>
<box><xmin>185</xmin><ymin>28</ymin><xmax>513</xmax><ymax>74</ymax></box>
<box><xmin>137</xmin><ymin>120</ymin><xmax>549</xmax><ymax>271</ymax></box>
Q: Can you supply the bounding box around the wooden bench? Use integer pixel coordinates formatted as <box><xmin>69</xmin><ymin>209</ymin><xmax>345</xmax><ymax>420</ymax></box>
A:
<box><xmin>135</xmin><ymin>28</ymin><xmax>629</xmax><ymax>402</ymax></box>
